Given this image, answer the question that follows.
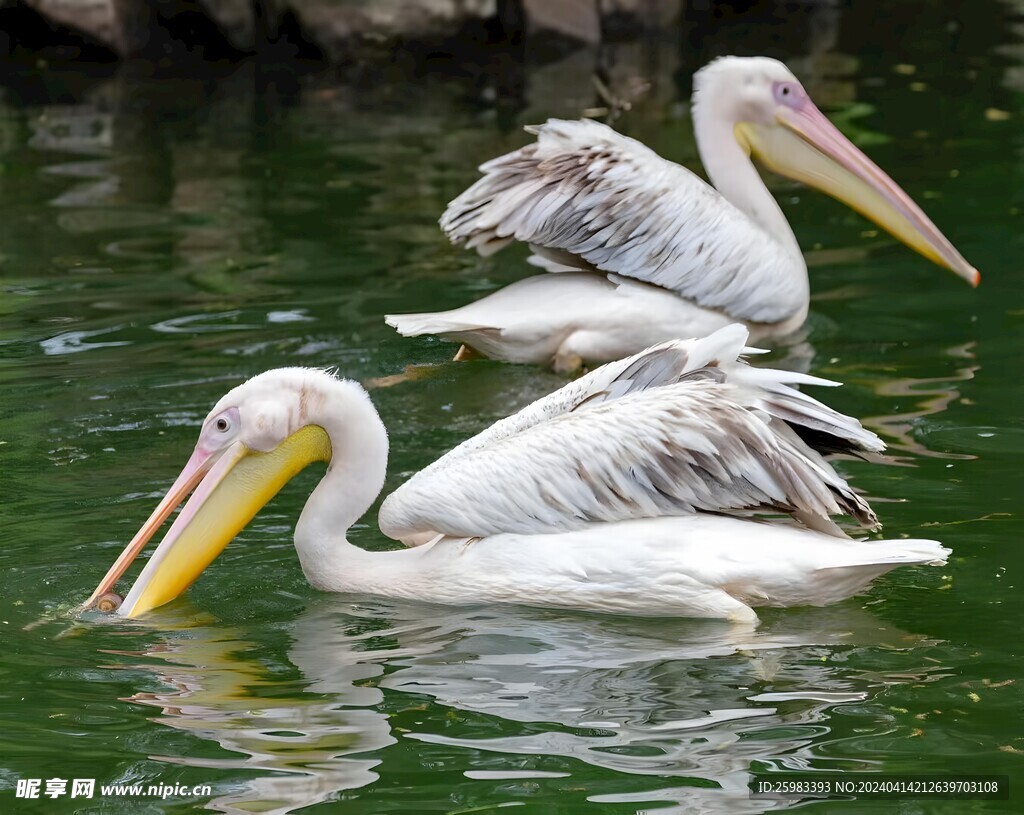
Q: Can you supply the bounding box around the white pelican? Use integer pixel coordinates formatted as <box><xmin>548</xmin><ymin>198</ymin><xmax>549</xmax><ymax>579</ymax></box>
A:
<box><xmin>387</xmin><ymin>56</ymin><xmax>978</xmax><ymax>371</ymax></box>
<box><xmin>85</xmin><ymin>325</ymin><xmax>948</xmax><ymax>622</ymax></box>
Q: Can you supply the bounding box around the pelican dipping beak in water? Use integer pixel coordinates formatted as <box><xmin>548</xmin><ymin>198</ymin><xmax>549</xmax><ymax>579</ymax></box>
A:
<box><xmin>85</xmin><ymin>325</ymin><xmax>948</xmax><ymax>622</ymax></box>
<box><xmin>388</xmin><ymin>56</ymin><xmax>978</xmax><ymax>372</ymax></box>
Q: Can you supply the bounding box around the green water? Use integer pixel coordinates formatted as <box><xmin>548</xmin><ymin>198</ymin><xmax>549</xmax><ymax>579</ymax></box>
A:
<box><xmin>2</xmin><ymin>2</ymin><xmax>1023</xmax><ymax>812</ymax></box>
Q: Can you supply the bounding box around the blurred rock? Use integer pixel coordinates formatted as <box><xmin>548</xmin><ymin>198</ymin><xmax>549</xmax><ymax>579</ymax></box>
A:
<box><xmin>9</xmin><ymin>0</ymin><xmax>681</xmax><ymax>62</ymax></box>
<box><xmin>198</xmin><ymin>0</ymin><xmax>255</xmax><ymax>51</ymax></box>
<box><xmin>523</xmin><ymin>0</ymin><xmax>599</xmax><ymax>44</ymax></box>
<box><xmin>21</xmin><ymin>0</ymin><xmax>126</xmax><ymax>52</ymax></box>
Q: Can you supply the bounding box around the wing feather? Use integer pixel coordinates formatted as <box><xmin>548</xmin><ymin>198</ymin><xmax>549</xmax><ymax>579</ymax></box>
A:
<box><xmin>441</xmin><ymin>120</ymin><xmax>802</xmax><ymax>323</ymax></box>
<box><xmin>378</xmin><ymin>325</ymin><xmax>882</xmax><ymax>543</ymax></box>
<box><xmin>380</xmin><ymin>383</ymin><xmax>877</xmax><ymax>541</ymax></box>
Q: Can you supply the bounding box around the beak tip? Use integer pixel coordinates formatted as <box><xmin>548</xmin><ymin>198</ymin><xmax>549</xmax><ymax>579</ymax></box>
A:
<box><xmin>969</xmin><ymin>267</ymin><xmax>981</xmax><ymax>287</ymax></box>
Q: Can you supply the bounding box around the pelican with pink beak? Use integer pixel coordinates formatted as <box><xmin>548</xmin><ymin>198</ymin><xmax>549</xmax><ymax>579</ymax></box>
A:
<box><xmin>84</xmin><ymin>326</ymin><xmax>949</xmax><ymax>622</ymax></box>
<box><xmin>388</xmin><ymin>56</ymin><xmax>979</xmax><ymax>371</ymax></box>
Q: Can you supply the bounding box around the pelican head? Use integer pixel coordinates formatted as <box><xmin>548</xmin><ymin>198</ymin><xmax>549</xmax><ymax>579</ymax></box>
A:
<box><xmin>83</xmin><ymin>369</ymin><xmax>345</xmax><ymax>618</ymax></box>
<box><xmin>694</xmin><ymin>56</ymin><xmax>979</xmax><ymax>286</ymax></box>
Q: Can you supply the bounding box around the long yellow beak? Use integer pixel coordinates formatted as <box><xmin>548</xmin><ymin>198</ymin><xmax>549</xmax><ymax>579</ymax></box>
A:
<box><xmin>85</xmin><ymin>426</ymin><xmax>331</xmax><ymax>619</ymax></box>
<box><xmin>736</xmin><ymin>98</ymin><xmax>979</xmax><ymax>286</ymax></box>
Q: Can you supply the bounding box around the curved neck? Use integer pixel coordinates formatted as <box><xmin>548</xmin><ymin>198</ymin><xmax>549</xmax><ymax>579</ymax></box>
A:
<box><xmin>692</xmin><ymin>102</ymin><xmax>802</xmax><ymax>263</ymax></box>
<box><xmin>292</xmin><ymin>382</ymin><xmax>398</xmax><ymax>592</ymax></box>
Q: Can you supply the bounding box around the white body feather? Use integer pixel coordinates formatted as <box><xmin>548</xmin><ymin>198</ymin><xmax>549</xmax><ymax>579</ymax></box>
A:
<box><xmin>306</xmin><ymin>516</ymin><xmax>947</xmax><ymax>623</ymax></box>
<box><xmin>386</xmin><ymin>272</ymin><xmax>745</xmax><ymax>371</ymax></box>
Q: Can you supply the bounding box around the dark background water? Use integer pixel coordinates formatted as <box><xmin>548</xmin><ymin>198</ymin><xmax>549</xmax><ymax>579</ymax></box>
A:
<box><xmin>1</xmin><ymin>1</ymin><xmax>1022</xmax><ymax>812</ymax></box>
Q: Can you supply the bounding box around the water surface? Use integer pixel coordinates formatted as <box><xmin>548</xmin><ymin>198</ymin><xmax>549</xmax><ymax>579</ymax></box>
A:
<box><xmin>1</xmin><ymin>1</ymin><xmax>1022</xmax><ymax>812</ymax></box>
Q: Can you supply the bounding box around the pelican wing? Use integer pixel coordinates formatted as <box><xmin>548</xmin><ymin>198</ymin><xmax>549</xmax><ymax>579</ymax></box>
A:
<box><xmin>440</xmin><ymin>119</ymin><xmax>802</xmax><ymax>324</ymax></box>
<box><xmin>379</xmin><ymin>326</ymin><xmax>882</xmax><ymax>542</ymax></box>
<box><xmin>440</xmin><ymin>323</ymin><xmax>750</xmax><ymax>460</ymax></box>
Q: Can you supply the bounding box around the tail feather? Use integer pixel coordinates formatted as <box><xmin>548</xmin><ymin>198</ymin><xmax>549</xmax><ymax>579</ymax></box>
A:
<box><xmin>816</xmin><ymin>539</ymin><xmax>950</xmax><ymax>570</ymax></box>
<box><xmin>385</xmin><ymin>312</ymin><xmax>491</xmax><ymax>338</ymax></box>
<box><xmin>807</xmin><ymin>537</ymin><xmax>950</xmax><ymax>607</ymax></box>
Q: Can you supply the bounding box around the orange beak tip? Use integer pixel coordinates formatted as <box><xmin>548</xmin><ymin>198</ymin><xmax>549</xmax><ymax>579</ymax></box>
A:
<box><xmin>970</xmin><ymin>267</ymin><xmax>981</xmax><ymax>287</ymax></box>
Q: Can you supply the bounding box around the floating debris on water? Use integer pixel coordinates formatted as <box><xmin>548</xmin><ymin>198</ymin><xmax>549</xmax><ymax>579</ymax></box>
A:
<box><xmin>96</xmin><ymin>592</ymin><xmax>123</xmax><ymax>613</ymax></box>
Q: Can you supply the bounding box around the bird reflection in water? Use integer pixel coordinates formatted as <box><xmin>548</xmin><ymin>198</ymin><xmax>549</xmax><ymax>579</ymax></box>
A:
<box><xmin>860</xmin><ymin>341</ymin><xmax>979</xmax><ymax>461</ymax></box>
<box><xmin>111</xmin><ymin>600</ymin><xmax>950</xmax><ymax>814</ymax></box>
<box><xmin>113</xmin><ymin>605</ymin><xmax>392</xmax><ymax>813</ymax></box>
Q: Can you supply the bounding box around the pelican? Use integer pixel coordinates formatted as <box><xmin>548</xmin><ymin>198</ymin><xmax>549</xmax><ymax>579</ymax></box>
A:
<box><xmin>387</xmin><ymin>56</ymin><xmax>978</xmax><ymax>371</ymax></box>
<box><xmin>85</xmin><ymin>325</ymin><xmax>948</xmax><ymax>622</ymax></box>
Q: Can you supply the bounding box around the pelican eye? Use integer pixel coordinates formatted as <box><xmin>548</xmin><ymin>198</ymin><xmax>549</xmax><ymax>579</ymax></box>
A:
<box><xmin>773</xmin><ymin>81</ymin><xmax>804</xmax><ymax>107</ymax></box>
<box><xmin>207</xmin><ymin>406</ymin><xmax>241</xmax><ymax>441</ymax></box>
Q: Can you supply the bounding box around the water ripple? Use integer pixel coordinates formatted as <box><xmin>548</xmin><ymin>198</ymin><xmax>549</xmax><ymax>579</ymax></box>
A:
<box><xmin>39</xmin><ymin>327</ymin><xmax>131</xmax><ymax>356</ymax></box>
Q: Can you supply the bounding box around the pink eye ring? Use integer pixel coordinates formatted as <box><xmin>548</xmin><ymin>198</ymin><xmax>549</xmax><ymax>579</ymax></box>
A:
<box><xmin>773</xmin><ymin>80</ymin><xmax>805</xmax><ymax>107</ymax></box>
<box><xmin>207</xmin><ymin>406</ymin><xmax>240</xmax><ymax>437</ymax></box>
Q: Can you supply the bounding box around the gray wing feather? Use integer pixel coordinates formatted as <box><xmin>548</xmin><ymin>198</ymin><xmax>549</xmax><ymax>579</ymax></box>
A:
<box><xmin>441</xmin><ymin>119</ymin><xmax>802</xmax><ymax>324</ymax></box>
<box><xmin>378</xmin><ymin>325</ymin><xmax>882</xmax><ymax>542</ymax></box>
<box><xmin>380</xmin><ymin>382</ymin><xmax>877</xmax><ymax>540</ymax></box>
<box><xmin>433</xmin><ymin>324</ymin><xmax>750</xmax><ymax>463</ymax></box>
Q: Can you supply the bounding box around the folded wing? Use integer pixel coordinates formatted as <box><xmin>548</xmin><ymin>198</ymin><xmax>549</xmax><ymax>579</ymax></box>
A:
<box><xmin>378</xmin><ymin>325</ymin><xmax>882</xmax><ymax>543</ymax></box>
<box><xmin>440</xmin><ymin>119</ymin><xmax>802</xmax><ymax>324</ymax></box>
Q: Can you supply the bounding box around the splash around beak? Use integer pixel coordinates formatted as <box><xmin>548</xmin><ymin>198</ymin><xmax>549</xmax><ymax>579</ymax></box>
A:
<box><xmin>736</xmin><ymin>100</ymin><xmax>979</xmax><ymax>286</ymax></box>
<box><xmin>85</xmin><ymin>425</ymin><xmax>332</xmax><ymax>619</ymax></box>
